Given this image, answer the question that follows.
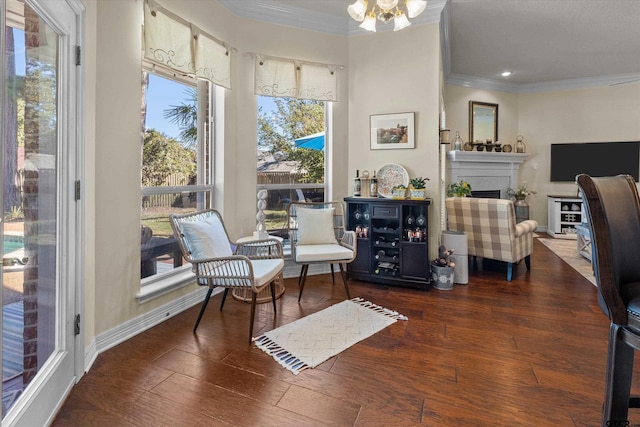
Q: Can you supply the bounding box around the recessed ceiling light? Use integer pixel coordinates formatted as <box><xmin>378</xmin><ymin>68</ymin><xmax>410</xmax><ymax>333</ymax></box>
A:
<box><xmin>501</xmin><ymin>71</ymin><xmax>512</xmax><ymax>77</ymax></box>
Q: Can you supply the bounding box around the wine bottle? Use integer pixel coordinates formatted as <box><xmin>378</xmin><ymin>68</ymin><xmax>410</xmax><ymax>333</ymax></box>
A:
<box><xmin>370</xmin><ymin>171</ymin><xmax>378</xmax><ymax>198</ymax></box>
<box><xmin>353</xmin><ymin>170</ymin><xmax>361</xmax><ymax>196</ymax></box>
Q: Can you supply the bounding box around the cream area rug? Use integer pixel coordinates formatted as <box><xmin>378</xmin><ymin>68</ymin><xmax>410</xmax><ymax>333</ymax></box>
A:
<box><xmin>253</xmin><ymin>298</ymin><xmax>408</xmax><ymax>375</ymax></box>
<box><xmin>538</xmin><ymin>237</ymin><xmax>596</xmax><ymax>286</ymax></box>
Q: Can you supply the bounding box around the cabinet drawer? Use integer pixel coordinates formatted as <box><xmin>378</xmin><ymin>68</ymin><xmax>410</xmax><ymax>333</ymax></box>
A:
<box><xmin>371</xmin><ymin>205</ymin><xmax>398</xmax><ymax>219</ymax></box>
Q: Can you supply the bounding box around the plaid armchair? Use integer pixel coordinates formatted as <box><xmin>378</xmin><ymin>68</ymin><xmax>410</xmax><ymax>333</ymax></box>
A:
<box><xmin>445</xmin><ymin>197</ymin><xmax>538</xmax><ymax>281</ymax></box>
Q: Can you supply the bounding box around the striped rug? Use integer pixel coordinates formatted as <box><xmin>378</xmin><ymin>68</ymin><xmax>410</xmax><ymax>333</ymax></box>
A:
<box><xmin>538</xmin><ymin>238</ymin><xmax>596</xmax><ymax>286</ymax></box>
<box><xmin>253</xmin><ymin>297</ymin><xmax>407</xmax><ymax>375</ymax></box>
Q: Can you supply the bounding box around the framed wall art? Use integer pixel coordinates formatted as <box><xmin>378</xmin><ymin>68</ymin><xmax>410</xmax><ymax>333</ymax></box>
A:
<box><xmin>469</xmin><ymin>101</ymin><xmax>498</xmax><ymax>143</ymax></box>
<box><xmin>370</xmin><ymin>112</ymin><xmax>415</xmax><ymax>150</ymax></box>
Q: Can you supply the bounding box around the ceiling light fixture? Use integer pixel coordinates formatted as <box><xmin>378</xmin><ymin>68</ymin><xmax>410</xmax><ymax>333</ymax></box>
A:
<box><xmin>348</xmin><ymin>0</ymin><xmax>427</xmax><ymax>32</ymax></box>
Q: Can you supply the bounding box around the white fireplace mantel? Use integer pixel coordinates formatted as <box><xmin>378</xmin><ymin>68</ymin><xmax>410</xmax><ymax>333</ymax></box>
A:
<box><xmin>447</xmin><ymin>151</ymin><xmax>529</xmax><ymax>198</ymax></box>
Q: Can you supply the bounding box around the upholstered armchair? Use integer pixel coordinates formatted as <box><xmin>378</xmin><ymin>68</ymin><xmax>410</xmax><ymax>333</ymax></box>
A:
<box><xmin>445</xmin><ymin>197</ymin><xmax>538</xmax><ymax>281</ymax></box>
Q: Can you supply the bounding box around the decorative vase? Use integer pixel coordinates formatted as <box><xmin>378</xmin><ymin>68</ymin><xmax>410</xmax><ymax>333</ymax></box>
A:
<box><xmin>409</xmin><ymin>189</ymin><xmax>426</xmax><ymax>200</ymax></box>
<box><xmin>514</xmin><ymin>195</ymin><xmax>529</xmax><ymax>223</ymax></box>
<box><xmin>452</xmin><ymin>131</ymin><xmax>463</xmax><ymax>151</ymax></box>
<box><xmin>431</xmin><ymin>264</ymin><xmax>454</xmax><ymax>290</ymax></box>
<box><xmin>392</xmin><ymin>187</ymin><xmax>407</xmax><ymax>199</ymax></box>
<box><xmin>515</xmin><ymin>135</ymin><xmax>526</xmax><ymax>153</ymax></box>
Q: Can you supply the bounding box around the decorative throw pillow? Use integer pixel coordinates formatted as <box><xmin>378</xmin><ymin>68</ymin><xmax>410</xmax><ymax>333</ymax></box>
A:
<box><xmin>180</xmin><ymin>214</ymin><xmax>232</xmax><ymax>260</ymax></box>
<box><xmin>296</xmin><ymin>208</ymin><xmax>338</xmax><ymax>245</ymax></box>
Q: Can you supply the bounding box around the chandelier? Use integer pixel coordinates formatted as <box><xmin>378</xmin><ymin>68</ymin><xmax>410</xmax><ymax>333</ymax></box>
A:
<box><xmin>348</xmin><ymin>0</ymin><xmax>427</xmax><ymax>32</ymax></box>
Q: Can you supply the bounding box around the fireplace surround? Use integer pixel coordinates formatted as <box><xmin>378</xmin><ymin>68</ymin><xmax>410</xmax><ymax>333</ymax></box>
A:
<box><xmin>447</xmin><ymin>151</ymin><xmax>529</xmax><ymax>199</ymax></box>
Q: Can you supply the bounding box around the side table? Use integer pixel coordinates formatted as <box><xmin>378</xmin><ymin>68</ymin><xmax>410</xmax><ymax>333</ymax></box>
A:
<box><xmin>575</xmin><ymin>224</ymin><xmax>592</xmax><ymax>261</ymax></box>
<box><xmin>231</xmin><ymin>235</ymin><xmax>286</xmax><ymax>303</ymax></box>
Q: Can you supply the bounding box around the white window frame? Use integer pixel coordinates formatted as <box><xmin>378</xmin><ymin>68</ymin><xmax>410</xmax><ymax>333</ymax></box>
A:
<box><xmin>137</xmin><ymin>63</ymin><xmax>214</xmax><ymax>302</ymax></box>
<box><xmin>256</xmin><ymin>99</ymin><xmax>332</xmax><ymax>256</ymax></box>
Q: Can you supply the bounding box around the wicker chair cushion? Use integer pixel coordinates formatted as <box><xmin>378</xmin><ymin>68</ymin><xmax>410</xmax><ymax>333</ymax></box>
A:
<box><xmin>198</xmin><ymin>258</ymin><xmax>284</xmax><ymax>287</ymax></box>
<box><xmin>297</xmin><ymin>207</ymin><xmax>337</xmax><ymax>245</ymax></box>
<box><xmin>295</xmin><ymin>244</ymin><xmax>353</xmax><ymax>263</ymax></box>
<box><xmin>180</xmin><ymin>214</ymin><xmax>232</xmax><ymax>260</ymax></box>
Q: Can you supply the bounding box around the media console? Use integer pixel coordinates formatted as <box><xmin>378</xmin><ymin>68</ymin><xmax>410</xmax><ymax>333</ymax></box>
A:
<box><xmin>547</xmin><ymin>195</ymin><xmax>584</xmax><ymax>239</ymax></box>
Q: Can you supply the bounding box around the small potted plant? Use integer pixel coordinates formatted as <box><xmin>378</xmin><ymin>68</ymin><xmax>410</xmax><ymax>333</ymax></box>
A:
<box><xmin>447</xmin><ymin>180</ymin><xmax>472</xmax><ymax>197</ymax></box>
<box><xmin>431</xmin><ymin>245</ymin><xmax>455</xmax><ymax>290</ymax></box>
<box><xmin>392</xmin><ymin>184</ymin><xmax>407</xmax><ymax>199</ymax></box>
<box><xmin>506</xmin><ymin>181</ymin><xmax>536</xmax><ymax>201</ymax></box>
<box><xmin>507</xmin><ymin>181</ymin><xmax>536</xmax><ymax>222</ymax></box>
<box><xmin>409</xmin><ymin>177</ymin><xmax>429</xmax><ymax>200</ymax></box>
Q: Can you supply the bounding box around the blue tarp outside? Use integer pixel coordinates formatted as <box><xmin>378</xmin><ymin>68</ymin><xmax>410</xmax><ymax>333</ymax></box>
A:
<box><xmin>294</xmin><ymin>132</ymin><xmax>325</xmax><ymax>150</ymax></box>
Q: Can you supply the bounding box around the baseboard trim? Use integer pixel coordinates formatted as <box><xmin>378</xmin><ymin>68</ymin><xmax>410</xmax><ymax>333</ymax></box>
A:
<box><xmin>83</xmin><ymin>339</ymin><xmax>98</xmax><ymax>374</ymax></box>
<box><xmin>93</xmin><ymin>286</ymin><xmax>215</xmax><ymax>356</ymax></box>
<box><xmin>86</xmin><ymin>263</ymin><xmax>331</xmax><ymax>371</ymax></box>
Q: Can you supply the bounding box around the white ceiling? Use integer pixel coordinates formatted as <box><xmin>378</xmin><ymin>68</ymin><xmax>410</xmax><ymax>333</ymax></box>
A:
<box><xmin>218</xmin><ymin>0</ymin><xmax>640</xmax><ymax>92</ymax></box>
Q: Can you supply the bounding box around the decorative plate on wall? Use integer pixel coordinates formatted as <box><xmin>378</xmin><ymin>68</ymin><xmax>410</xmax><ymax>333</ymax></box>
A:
<box><xmin>377</xmin><ymin>163</ymin><xmax>409</xmax><ymax>198</ymax></box>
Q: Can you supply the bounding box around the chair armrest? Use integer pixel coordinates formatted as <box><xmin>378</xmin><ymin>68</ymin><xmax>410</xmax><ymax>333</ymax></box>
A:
<box><xmin>192</xmin><ymin>255</ymin><xmax>254</xmax><ymax>283</ymax></box>
<box><xmin>340</xmin><ymin>230</ymin><xmax>357</xmax><ymax>251</ymax></box>
<box><xmin>515</xmin><ymin>220</ymin><xmax>538</xmax><ymax>237</ymax></box>
<box><xmin>235</xmin><ymin>238</ymin><xmax>284</xmax><ymax>259</ymax></box>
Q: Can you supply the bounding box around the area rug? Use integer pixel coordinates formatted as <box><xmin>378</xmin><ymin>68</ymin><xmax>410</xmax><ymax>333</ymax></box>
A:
<box><xmin>253</xmin><ymin>297</ymin><xmax>408</xmax><ymax>375</ymax></box>
<box><xmin>538</xmin><ymin>238</ymin><xmax>596</xmax><ymax>286</ymax></box>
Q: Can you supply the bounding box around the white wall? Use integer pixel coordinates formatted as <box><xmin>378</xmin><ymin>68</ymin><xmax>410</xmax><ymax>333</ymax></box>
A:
<box><xmin>518</xmin><ymin>83</ymin><xmax>640</xmax><ymax>225</ymax></box>
<box><xmin>348</xmin><ymin>23</ymin><xmax>442</xmax><ymax>258</ymax></box>
<box><xmin>443</xmin><ymin>82</ymin><xmax>640</xmax><ymax>228</ymax></box>
<box><xmin>94</xmin><ymin>0</ymin><xmax>152</xmax><ymax>335</ymax></box>
<box><xmin>445</xmin><ymin>85</ymin><xmax>519</xmax><ymax>146</ymax></box>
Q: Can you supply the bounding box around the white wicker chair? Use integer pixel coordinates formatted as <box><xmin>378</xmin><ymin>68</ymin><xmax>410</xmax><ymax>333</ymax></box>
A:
<box><xmin>286</xmin><ymin>201</ymin><xmax>356</xmax><ymax>301</ymax></box>
<box><xmin>170</xmin><ymin>209</ymin><xmax>284</xmax><ymax>341</ymax></box>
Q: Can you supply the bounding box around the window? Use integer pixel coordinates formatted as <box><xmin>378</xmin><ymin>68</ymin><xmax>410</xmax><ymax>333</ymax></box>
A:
<box><xmin>256</xmin><ymin>96</ymin><xmax>327</xmax><ymax>246</ymax></box>
<box><xmin>140</xmin><ymin>67</ymin><xmax>213</xmax><ymax>284</ymax></box>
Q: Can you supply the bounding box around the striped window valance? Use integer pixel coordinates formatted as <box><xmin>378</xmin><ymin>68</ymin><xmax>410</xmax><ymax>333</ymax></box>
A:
<box><xmin>143</xmin><ymin>0</ymin><xmax>232</xmax><ymax>89</ymax></box>
<box><xmin>254</xmin><ymin>54</ymin><xmax>340</xmax><ymax>102</ymax></box>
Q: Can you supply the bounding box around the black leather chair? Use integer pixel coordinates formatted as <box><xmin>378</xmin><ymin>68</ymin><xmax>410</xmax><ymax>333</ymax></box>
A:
<box><xmin>577</xmin><ymin>174</ymin><xmax>640</xmax><ymax>426</ymax></box>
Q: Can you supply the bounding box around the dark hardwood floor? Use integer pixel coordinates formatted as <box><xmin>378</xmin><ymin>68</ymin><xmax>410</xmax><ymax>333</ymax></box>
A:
<box><xmin>51</xmin><ymin>239</ymin><xmax>640</xmax><ymax>426</ymax></box>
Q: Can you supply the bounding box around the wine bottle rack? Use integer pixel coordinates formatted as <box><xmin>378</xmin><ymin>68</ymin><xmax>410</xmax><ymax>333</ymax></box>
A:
<box><xmin>345</xmin><ymin>197</ymin><xmax>431</xmax><ymax>290</ymax></box>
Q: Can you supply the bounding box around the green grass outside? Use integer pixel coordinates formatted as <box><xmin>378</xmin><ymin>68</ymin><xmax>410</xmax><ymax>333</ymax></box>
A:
<box><xmin>264</xmin><ymin>209</ymin><xmax>287</xmax><ymax>230</ymax></box>
<box><xmin>141</xmin><ymin>208</ymin><xmax>287</xmax><ymax>238</ymax></box>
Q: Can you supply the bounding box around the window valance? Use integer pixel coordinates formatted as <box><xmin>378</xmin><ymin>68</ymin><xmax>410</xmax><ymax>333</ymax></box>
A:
<box><xmin>253</xmin><ymin>54</ymin><xmax>340</xmax><ymax>102</ymax></box>
<box><xmin>143</xmin><ymin>0</ymin><xmax>232</xmax><ymax>89</ymax></box>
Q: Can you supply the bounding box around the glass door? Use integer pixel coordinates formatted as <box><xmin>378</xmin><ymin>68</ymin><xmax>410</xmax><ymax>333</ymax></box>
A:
<box><xmin>2</xmin><ymin>0</ymin><xmax>81</xmax><ymax>424</ymax></box>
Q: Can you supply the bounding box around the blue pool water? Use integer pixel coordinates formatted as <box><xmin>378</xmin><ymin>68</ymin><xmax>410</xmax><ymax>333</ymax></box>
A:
<box><xmin>3</xmin><ymin>235</ymin><xmax>24</xmax><ymax>255</ymax></box>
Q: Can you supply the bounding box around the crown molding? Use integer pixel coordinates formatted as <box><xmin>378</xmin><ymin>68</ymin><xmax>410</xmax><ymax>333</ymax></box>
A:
<box><xmin>439</xmin><ymin>0</ymin><xmax>451</xmax><ymax>76</ymax></box>
<box><xmin>517</xmin><ymin>72</ymin><xmax>640</xmax><ymax>93</ymax></box>
<box><xmin>446</xmin><ymin>72</ymin><xmax>640</xmax><ymax>94</ymax></box>
<box><xmin>446</xmin><ymin>73</ymin><xmax>520</xmax><ymax>93</ymax></box>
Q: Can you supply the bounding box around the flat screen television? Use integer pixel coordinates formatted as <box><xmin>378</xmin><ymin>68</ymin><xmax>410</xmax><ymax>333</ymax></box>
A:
<box><xmin>550</xmin><ymin>142</ymin><xmax>640</xmax><ymax>182</ymax></box>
